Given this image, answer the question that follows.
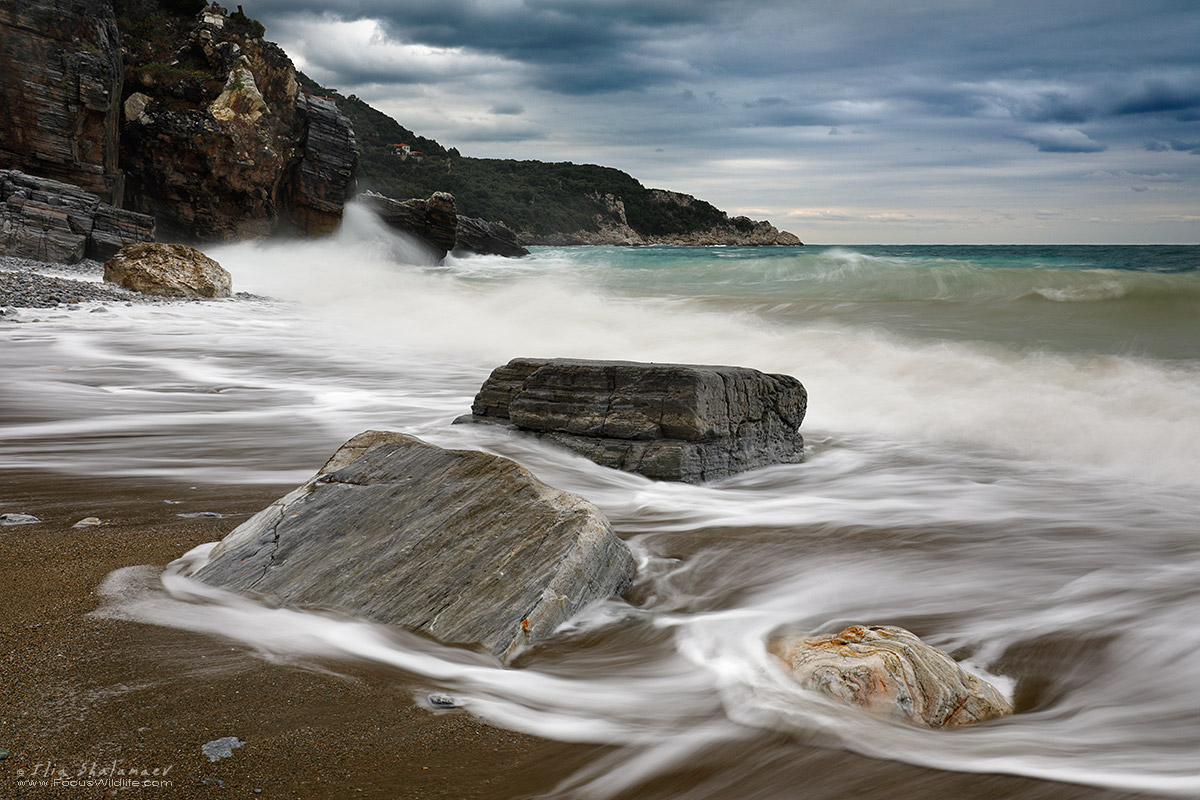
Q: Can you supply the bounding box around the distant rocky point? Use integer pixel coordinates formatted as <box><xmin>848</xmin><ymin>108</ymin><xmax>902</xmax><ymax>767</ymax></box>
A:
<box><xmin>526</xmin><ymin>190</ymin><xmax>802</xmax><ymax>247</ymax></box>
<box><xmin>302</xmin><ymin>77</ymin><xmax>806</xmax><ymax>248</ymax></box>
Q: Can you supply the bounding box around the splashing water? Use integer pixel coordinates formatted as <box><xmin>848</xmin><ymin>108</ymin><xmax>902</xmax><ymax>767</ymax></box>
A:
<box><xmin>4</xmin><ymin>211</ymin><xmax>1198</xmax><ymax>796</ymax></box>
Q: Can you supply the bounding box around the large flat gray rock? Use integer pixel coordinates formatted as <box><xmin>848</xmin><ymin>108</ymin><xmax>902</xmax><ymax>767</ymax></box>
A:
<box><xmin>458</xmin><ymin>358</ymin><xmax>807</xmax><ymax>483</ymax></box>
<box><xmin>194</xmin><ymin>431</ymin><xmax>636</xmax><ymax>662</ymax></box>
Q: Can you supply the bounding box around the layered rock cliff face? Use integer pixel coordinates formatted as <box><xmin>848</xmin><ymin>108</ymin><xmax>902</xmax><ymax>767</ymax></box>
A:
<box><xmin>0</xmin><ymin>0</ymin><xmax>125</xmax><ymax>204</ymax></box>
<box><xmin>526</xmin><ymin>189</ymin><xmax>802</xmax><ymax>246</ymax></box>
<box><xmin>1</xmin><ymin>169</ymin><xmax>154</xmax><ymax>262</ymax></box>
<box><xmin>1</xmin><ymin>0</ymin><xmax>356</xmax><ymax>245</ymax></box>
<box><xmin>116</xmin><ymin>1</ymin><xmax>356</xmax><ymax>241</ymax></box>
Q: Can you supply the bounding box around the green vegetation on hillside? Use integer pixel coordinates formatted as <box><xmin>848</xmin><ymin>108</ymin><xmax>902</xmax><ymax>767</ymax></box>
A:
<box><xmin>298</xmin><ymin>75</ymin><xmax>739</xmax><ymax>238</ymax></box>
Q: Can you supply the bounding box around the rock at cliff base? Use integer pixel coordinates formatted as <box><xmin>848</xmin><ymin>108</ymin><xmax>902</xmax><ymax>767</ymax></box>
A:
<box><xmin>457</xmin><ymin>358</ymin><xmax>807</xmax><ymax>483</ymax></box>
<box><xmin>769</xmin><ymin>625</ymin><xmax>1013</xmax><ymax>729</ymax></box>
<box><xmin>454</xmin><ymin>215</ymin><xmax>530</xmax><ymax>258</ymax></box>
<box><xmin>359</xmin><ymin>191</ymin><xmax>459</xmax><ymax>261</ymax></box>
<box><xmin>193</xmin><ymin>431</ymin><xmax>637</xmax><ymax>662</ymax></box>
<box><xmin>0</xmin><ymin>169</ymin><xmax>153</xmax><ymax>263</ymax></box>
<box><xmin>104</xmin><ymin>242</ymin><xmax>231</xmax><ymax>298</ymax></box>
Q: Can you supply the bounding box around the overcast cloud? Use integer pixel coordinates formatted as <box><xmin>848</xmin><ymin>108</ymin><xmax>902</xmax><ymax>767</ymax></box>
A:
<box><xmin>249</xmin><ymin>0</ymin><xmax>1199</xmax><ymax>243</ymax></box>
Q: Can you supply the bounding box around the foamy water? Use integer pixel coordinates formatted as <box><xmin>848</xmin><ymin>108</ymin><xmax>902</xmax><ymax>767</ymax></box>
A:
<box><xmin>4</xmin><ymin>209</ymin><xmax>1199</xmax><ymax>796</ymax></box>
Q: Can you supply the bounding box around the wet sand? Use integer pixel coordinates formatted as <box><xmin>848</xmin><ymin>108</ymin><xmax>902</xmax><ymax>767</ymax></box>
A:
<box><xmin>0</xmin><ymin>470</ymin><xmax>1159</xmax><ymax>799</ymax></box>
<box><xmin>0</xmin><ymin>471</ymin><xmax>598</xmax><ymax>799</ymax></box>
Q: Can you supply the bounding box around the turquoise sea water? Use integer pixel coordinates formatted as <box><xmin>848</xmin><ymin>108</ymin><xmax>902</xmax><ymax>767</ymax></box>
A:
<box><xmin>4</xmin><ymin>212</ymin><xmax>1199</xmax><ymax>798</ymax></box>
<box><xmin>530</xmin><ymin>243</ymin><xmax>1200</xmax><ymax>359</ymax></box>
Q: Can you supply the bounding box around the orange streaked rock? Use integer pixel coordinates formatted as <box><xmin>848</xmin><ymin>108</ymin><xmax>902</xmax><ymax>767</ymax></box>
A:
<box><xmin>769</xmin><ymin>625</ymin><xmax>1012</xmax><ymax>729</ymax></box>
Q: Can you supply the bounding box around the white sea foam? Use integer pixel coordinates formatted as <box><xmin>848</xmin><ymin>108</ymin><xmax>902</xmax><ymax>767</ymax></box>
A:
<box><xmin>8</xmin><ymin>223</ymin><xmax>1200</xmax><ymax>796</ymax></box>
<box><xmin>91</xmin><ymin>477</ymin><xmax>1200</xmax><ymax>797</ymax></box>
<box><xmin>10</xmin><ymin>212</ymin><xmax>1196</xmax><ymax>488</ymax></box>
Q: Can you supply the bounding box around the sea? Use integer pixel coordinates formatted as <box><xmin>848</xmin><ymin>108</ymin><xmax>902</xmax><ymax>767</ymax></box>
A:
<box><xmin>2</xmin><ymin>203</ymin><xmax>1198</xmax><ymax>798</ymax></box>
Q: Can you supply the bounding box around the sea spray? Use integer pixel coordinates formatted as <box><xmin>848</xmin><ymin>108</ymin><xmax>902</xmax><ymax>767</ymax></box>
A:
<box><xmin>5</xmin><ymin>231</ymin><xmax>1197</xmax><ymax>487</ymax></box>
<box><xmin>8</xmin><ymin>234</ymin><xmax>1200</xmax><ymax>796</ymax></box>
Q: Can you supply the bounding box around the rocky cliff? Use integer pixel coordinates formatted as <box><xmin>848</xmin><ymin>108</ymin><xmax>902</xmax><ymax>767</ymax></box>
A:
<box><xmin>116</xmin><ymin>1</ymin><xmax>356</xmax><ymax>241</ymax></box>
<box><xmin>1</xmin><ymin>0</ymin><xmax>357</xmax><ymax>245</ymax></box>
<box><xmin>360</xmin><ymin>191</ymin><xmax>529</xmax><ymax>260</ymax></box>
<box><xmin>0</xmin><ymin>0</ymin><xmax>125</xmax><ymax>204</ymax></box>
<box><xmin>0</xmin><ymin>169</ymin><xmax>154</xmax><ymax>262</ymax></box>
<box><xmin>2</xmin><ymin>0</ymin><xmax>797</xmax><ymax>254</ymax></box>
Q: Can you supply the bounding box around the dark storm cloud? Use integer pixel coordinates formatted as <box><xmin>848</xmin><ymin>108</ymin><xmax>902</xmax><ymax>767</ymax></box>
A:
<box><xmin>1112</xmin><ymin>80</ymin><xmax>1200</xmax><ymax>118</ymax></box>
<box><xmin>1020</xmin><ymin>129</ymin><xmax>1107</xmax><ymax>154</ymax></box>
<box><xmin>247</xmin><ymin>1</ymin><xmax>1200</xmax><ymax>116</ymax></box>
<box><xmin>239</xmin><ymin>0</ymin><xmax>1200</xmax><ymax>240</ymax></box>
<box><xmin>249</xmin><ymin>0</ymin><xmax>725</xmax><ymax>94</ymax></box>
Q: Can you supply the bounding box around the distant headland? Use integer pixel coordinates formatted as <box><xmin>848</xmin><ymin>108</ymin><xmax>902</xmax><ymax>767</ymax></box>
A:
<box><xmin>0</xmin><ymin>0</ymin><xmax>801</xmax><ymax>261</ymax></box>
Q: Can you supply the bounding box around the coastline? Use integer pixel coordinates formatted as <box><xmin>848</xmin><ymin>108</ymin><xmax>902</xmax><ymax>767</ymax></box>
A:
<box><xmin>2</xmin><ymin>244</ymin><xmax>1191</xmax><ymax>798</ymax></box>
<box><xmin>0</xmin><ymin>468</ymin><xmax>1162</xmax><ymax>800</ymax></box>
<box><xmin>0</xmin><ymin>470</ymin><xmax>596</xmax><ymax>799</ymax></box>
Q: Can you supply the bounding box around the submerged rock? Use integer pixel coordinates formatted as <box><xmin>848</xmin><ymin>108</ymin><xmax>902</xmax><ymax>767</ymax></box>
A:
<box><xmin>361</xmin><ymin>191</ymin><xmax>530</xmax><ymax>260</ymax></box>
<box><xmin>457</xmin><ymin>357</ymin><xmax>807</xmax><ymax>483</ymax></box>
<box><xmin>104</xmin><ymin>242</ymin><xmax>231</xmax><ymax>298</ymax></box>
<box><xmin>769</xmin><ymin>625</ymin><xmax>1013</xmax><ymax>729</ymax></box>
<box><xmin>194</xmin><ymin>431</ymin><xmax>636</xmax><ymax>662</ymax></box>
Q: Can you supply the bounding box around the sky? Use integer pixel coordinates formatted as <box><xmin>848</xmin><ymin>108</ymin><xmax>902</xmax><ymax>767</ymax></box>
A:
<box><xmin>245</xmin><ymin>0</ymin><xmax>1199</xmax><ymax>244</ymax></box>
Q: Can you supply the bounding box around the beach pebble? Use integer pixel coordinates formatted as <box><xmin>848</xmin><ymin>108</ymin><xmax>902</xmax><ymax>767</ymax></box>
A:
<box><xmin>201</xmin><ymin>737</ymin><xmax>244</xmax><ymax>762</ymax></box>
<box><xmin>0</xmin><ymin>513</ymin><xmax>41</xmax><ymax>525</ymax></box>
<box><xmin>177</xmin><ymin>511</ymin><xmax>224</xmax><ymax>518</ymax></box>
<box><xmin>428</xmin><ymin>693</ymin><xmax>459</xmax><ymax>709</ymax></box>
<box><xmin>72</xmin><ymin>517</ymin><xmax>102</xmax><ymax>527</ymax></box>
<box><xmin>0</xmin><ymin>256</ymin><xmax>170</xmax><ymax>309</ymax></box>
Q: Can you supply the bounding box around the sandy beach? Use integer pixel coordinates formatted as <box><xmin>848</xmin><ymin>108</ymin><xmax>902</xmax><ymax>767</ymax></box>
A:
<box><xmin>0</xmin><ymin>469</ymin><xmax>1164</xmax><ymax>800</ymax></box>
<box><xmin>0</xmin><ymin>471</ymin><xmax>602</xmax><ymax>799</ymax></box>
